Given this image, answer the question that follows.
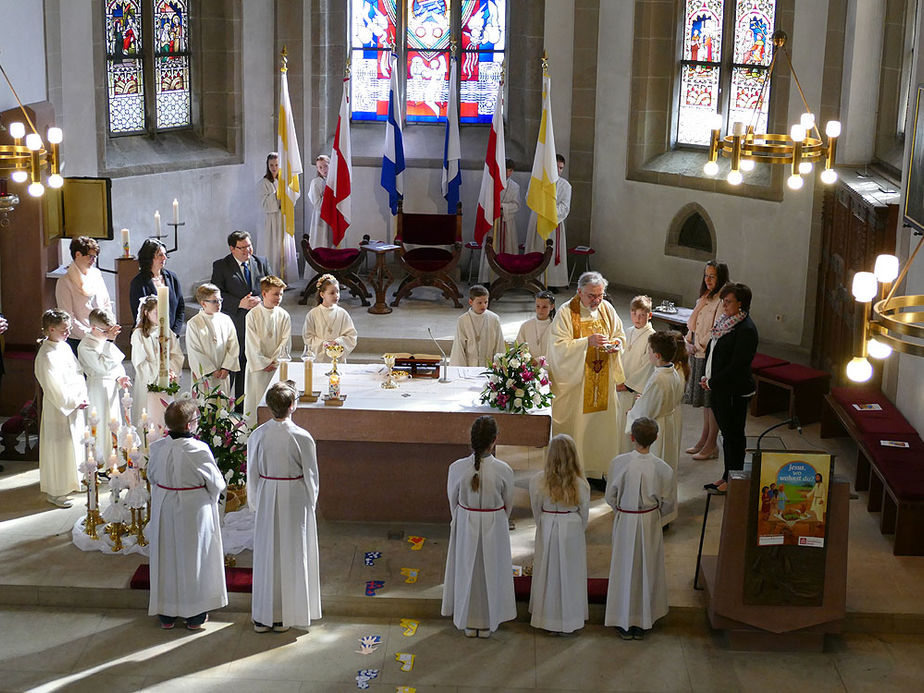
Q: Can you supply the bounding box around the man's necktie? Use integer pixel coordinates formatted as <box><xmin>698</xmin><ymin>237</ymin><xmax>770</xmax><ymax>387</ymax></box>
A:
<box><xmin>243</xmin><ymin>261</ymin><xmax>251</xmax><ymax>290</ymax></box>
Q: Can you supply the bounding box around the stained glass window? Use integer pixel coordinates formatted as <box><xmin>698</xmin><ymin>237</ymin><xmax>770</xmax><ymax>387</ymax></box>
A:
<box><xmin>105</xmin><ymin>0</ymin><xmax>192</xmax><ymax>136</ymax></box>
<box><xmin>676</xmin><ymin>0</ymin><xmax>777</xmax><ymax>147</ymax></box>
<box><xmin>350</xmin><ymin>0</ymin><xmax>398</xmax><ymax>122</ymax></box>
<box><xmin>350</xmin><ymin>0</ymin><xmax>507</xmax><ymax>125</ymax></box>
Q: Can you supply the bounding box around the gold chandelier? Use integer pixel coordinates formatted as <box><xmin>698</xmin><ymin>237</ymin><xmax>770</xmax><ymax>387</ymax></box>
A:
<box><xmin>846</xmin><ymin>241</ymin><xmax>924</xmax><ymax>383</ymax></box>
<box><xmin>703</xmin><ymin>30</ymin><xmax>840</xmax><ymax>190</ymax></box>
<box><xmin>0</xmin><ymin>61</ymin><xmax>63</xmax><ymax>199</ymax></box>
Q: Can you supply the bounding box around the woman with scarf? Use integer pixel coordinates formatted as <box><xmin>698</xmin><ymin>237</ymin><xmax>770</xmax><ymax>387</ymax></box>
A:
<box><xmin>701</xmin><ymin>283</ymin><xmax>758</xmax><ymax>494</ymax></box>
<box><xmin>55</xmin><ymin>236</ymin><xmax>113</xmax><ymax>354</ymax></box>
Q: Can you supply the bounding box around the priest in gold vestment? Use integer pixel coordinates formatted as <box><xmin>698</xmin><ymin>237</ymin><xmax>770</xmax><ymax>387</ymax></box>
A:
<box><xmin>547</xmin><ymin>272</ymin><xmax>626</xmax><ymax>480</ymax></box>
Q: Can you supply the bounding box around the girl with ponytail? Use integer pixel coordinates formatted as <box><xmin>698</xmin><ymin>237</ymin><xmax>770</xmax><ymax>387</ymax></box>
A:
<box><xmin>441</xmin><ymin>415</ymin><xmax>516</xmax><ymax>638</ymax></box>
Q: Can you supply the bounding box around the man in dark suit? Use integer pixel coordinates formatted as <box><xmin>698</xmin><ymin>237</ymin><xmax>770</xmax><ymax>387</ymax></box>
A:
<box><xmin>210</xmin><ymin>230</ymin><xmax>273</xmax><ymax>405</ymax></box>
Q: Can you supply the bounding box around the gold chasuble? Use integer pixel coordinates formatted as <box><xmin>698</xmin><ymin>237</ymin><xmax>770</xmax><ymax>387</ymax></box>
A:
<box><xmin>569</xmin><ymin>295</ymin><xmax>611</xmax><ymax>413</ymax></box>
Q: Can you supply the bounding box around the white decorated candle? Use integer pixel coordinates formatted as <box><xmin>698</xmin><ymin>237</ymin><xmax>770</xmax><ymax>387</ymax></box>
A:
<box><xmin>121</xmin><ymin>228</ymin><xmax>131</xmax><ymax>257</ymax></box>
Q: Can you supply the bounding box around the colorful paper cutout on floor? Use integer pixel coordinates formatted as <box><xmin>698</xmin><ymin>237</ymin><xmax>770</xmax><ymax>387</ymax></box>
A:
<box><xmin>365</xmin><ymin>579</ymin><xmax>385</xmax><ymax>596</ymax></box>
<box><xmin>400</xmin><ymin>567</ymin><xmax>419</xmax><ymax>583</ymax></box>
<box><xmin>364</xmin><ymin>551</ymin><xmax>382</xmax><ymax>566</ymax></box>
<box><xmin>355</xmin><ymin>634</ymin><xmax>381</xmax><ymax>654</ymax></box>
<box><xmin>355</xmin><ymin>669</ymin><xmax>379</xmax><ymax>689</ymax></box>
<box><xmin>399</xmin><ymin>618</ymin><xmax>419</xmax><ymax>637</ymax></box>
<box><xmin>395</xmin><ymin>687</ymin><xmax>417</xmax><ymax>693</ymax></box>
<box><xmin>407</xmin><ymin>535</ymin><xmax>425</xmax><ymax>550</ymax></box>
<box><xmin>395</xmin><ymin>652</ymin><xmax>415</xmax><ymax>672</ymax></box>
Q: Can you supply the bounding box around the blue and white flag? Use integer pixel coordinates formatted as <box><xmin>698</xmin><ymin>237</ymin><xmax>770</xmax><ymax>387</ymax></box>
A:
<box><xmin>441</xmin><ymin>55</ymin><xmax>461</xmax><ymax>214</ymax></box>
<box><xmin>380</xmin><ymin>52</ymin><xmax>405</xmax><ymax>216</ymax></box>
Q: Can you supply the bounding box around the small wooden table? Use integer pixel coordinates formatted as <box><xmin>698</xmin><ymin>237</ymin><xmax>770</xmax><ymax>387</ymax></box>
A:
<box><xmin>651</xmin><ymin>305</ymin><xmax>693</xmax><ymax>334</ymax></box>
<box><xmin>361</xmin><ymin>242</ymin><xmax>400</xmax><ymax>314</ymax></box>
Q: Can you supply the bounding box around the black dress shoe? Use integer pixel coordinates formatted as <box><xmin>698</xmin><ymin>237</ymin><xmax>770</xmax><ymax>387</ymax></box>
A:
<box><xmin>703</xmin><ymin>482</ymin><xmax>727</xmax><ymax>495</ymax></box>
<box><xmin>588</xmin><ymin>477</ymin><xmax>607</xmax><ymax>492</ymax></box>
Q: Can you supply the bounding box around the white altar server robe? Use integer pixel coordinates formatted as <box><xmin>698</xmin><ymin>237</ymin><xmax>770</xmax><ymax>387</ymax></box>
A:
<box><xmin>526</xmin><ymin>177</ymin><xmax>571</xmax><ymax>288</ymax></box>
<box><xmin>449</xmin><ymin>309</ymin><xmax>506</xmax><ymax>367</ymax></box>
<box><xmin>615</xmin><ymin>322</ymin><xmax>656</xmax><ymax>455</ymax></box>
<box><xmin>130</xmin><ymin>327</ymin><xmax>184</xmax><ymax>425</ymax></box>
<box><xmin>77</xmin><ymin>333</ymin><xmax>126</xmax><ymax>455</ymax></box>
<box><xmin>441</xmin><ymin>454</ymin><xmax>516</xmax><ymax>632</ymax></box>
<box><xmin>186</xmin><ymin>309</ymin><xmax>240</xmax><ymax>398</ymax></box>
<box><xmin>478</xmin><ymin>178</ymin><xmax>522</xmax><ymax>283</ymax></box>
<box><xmin>604</xmin><ymin>450</ymin><xmax>673</xmax><ymax>630</ymax></box>
<box><xmin>301</xmin><ymin>304</ymin><xmax>357</xmax><ymax>362</ymax></box>
<box><xmin>515</xmin><ymin>317</ymin><xmax>553</xmax><ymax>362</ymax></box>
<box><xmin>244</xmin><ymin>305</ymin><xmax>291</xmax><ymax>426</ymax></box>
<box><xmin>147</xmin><ymin>435</ymin><xmax>228</xmax><ymax>618</ymax></box>
<box><xmin>247</xmin><ymin>418</ymin><xmax>321</xmax><ymax>629</ymax></box>
<box><xmin>624</xmin><ymin>364</ymin><xmax>684</xmax><ymax>525</ymax></box>
<box><xmin>528</xmin><ymin>473</ymin><xmax>590</xmax><ymax>633</ymax></box>
<box><xmin>34</xmin><ymin>339</ymin><xmax>87</xmax><ymax>497</ymax></box>
<box><xmin>306</xmin><ymin>175</ymin><xmax>332</xmax><ymax>248</ymax></box>
<box><xmin>262</xmin><ymin>176</ymin><xmax>296</xmax><ymax>283</ymax></box>
<box><xmin>547</xmin><ymin>300</ymin><xmax>625</xmax><ymax>477</ymax></box>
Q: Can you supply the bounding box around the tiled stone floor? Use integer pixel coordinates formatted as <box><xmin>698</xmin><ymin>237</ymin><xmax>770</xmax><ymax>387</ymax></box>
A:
<box><xmin>2</xmin><ymin>278</ymin><xmax>924</xmax><ymax>691</ymax></box>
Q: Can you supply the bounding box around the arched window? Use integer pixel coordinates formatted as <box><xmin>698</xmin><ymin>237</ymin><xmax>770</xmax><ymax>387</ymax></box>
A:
<box><xmin>349</xmin><ymin>0</ymin><xmax>507</xmax><ymax>125</ymax></box>
<box><xmin>666</xmin><ymin>203</ymin><xmax>716</xmax><ymax>261</ymax></box>
<box><xmin>105</xmin><ymin>0</ymin><xmax>192</xmax><ymax>136</ymax></box>
<box><xmin>677</xmin><ymin>0</ymin><xmax>776</xmax><ymax>146</ymax></box>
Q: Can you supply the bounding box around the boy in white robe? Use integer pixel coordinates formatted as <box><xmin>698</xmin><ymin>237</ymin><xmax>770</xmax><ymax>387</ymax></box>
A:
<box><xmin>624</xmin><ymin>331</ymin><xmax>685</xmax><ymax>526</ymax></box>
<box><xmin>449</xmin><ymin>285</ymin><xmax>506</xmax><ymax>367</ymax></box>
<box><xmin>186</xmin><ymin>283</ymin><xmax>240</xmax><ymax>400</ymax></box>
<box><xmin>244</xmin><ymin>275</ymin><xmax>292</xmax><ymax>426</ymax></box>
<box><xmin>478</xmin><ymin>159</ymin><xmax>521</xmax><ymax>283</ymax></box>
<box><xmin>604</xmin><ymin>417</ymin><xmax>674</xmax><ymax>639</ymax></box>
<box><xmin>301</xmin><ymin>274</ymin><xmax>358</xmax><ymax>362</ymax></box>
<box><xmin>616</xmin><ymin>296</ymin><xmax>656</xmax><ymax>455</ymax></box>
<box><xmin>35</xmin><ymin>310</ymin><xmax>89</xmax><ymax>507</ymax></box>
<box><xmin>442</xmin><ymin>415</ymin><xmax>516</xmax><ymax>637</ymax></box>
<box><xmin>78</xmin><ymin>309</ymin><xmax>131</xmax><ymax>456</ymax></box>
<box><xmin>147</xmin><ymin>399</ymin><xmax>228</xmax><ymax>630</ymax></box>
<box><xmin>515</xmin><ymin>290</ymin><xmax>555</xmax><ymax>362</ymax></box>
<box><xmin>248</xmin><ymin>381</ymin><xmax>321</xmax><ymax>633</ymax></box>
<box><xmin>525</xmin><ymin>154</ymin><xmax>571</xmax><ymax>289</ymax></box>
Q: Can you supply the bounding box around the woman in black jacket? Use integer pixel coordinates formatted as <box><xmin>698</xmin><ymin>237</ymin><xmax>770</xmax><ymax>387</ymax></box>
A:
<box><xmin>129</xmin><ymin>239</ymin><xmax>185</xmax><ymax>335</ymax></box>
<box><xmin>701</xmin><ymin>283</ymin><xmax>758</xmax><ymax>493</ymax></box>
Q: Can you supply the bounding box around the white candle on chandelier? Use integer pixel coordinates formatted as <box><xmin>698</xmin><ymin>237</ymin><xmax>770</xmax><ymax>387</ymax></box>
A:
<box><xmin>172</xmin><ymin>198</ymin><xmax>179</xmax><ymax>224</ymax></box>
<box><xmin>154</xmin><ymin>210</ymin><xmax>161</xmax><ymax>236</ymax></box>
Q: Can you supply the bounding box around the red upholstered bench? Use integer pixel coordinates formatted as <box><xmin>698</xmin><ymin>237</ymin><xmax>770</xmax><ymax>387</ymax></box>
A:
<box><xmin>750</xmin><ymin>363</ymin><xmax>831</xmax><ymax>426</ymax></box>
<box><xmin>751</xmin><ymin>352</ymin><xmax>790</xmax><ymax>373</ymax></box>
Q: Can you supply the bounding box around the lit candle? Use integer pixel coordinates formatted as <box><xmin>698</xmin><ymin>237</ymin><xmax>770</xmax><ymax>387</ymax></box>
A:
<box><xmin>140</xmin><ymin>409</ymin><xmax>148</xmax><ymax>425</ymax></box>
<box><xmin>172</xmin><ymin>198</ymin><xmax>179</xmax><ymax>224</ymax></box>
<box><xmin>305</xmin><ymin>358</ymin><xmax>313</xmax><ymax>394</ymax></box>
<box><xmin>154</xmin><ymin>210</ymin><xmax>161</xmax><ymax>236</ymax></box>
<box><xmin>121</xmin><ymin>228</ymin><xmax>131</xmax><ymax>257</ymax></box>
<box><xmin>108</xmin><ymin>452</ymin><xmax>118</xmax><ymax>472</ymax></box>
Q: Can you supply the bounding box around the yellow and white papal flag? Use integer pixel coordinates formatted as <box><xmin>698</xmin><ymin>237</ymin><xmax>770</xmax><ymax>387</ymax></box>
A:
<box><xmin>526</xmin><ymin>72</ymin><xmax>559</xmax><ymax>241</ymax></box>
<box><xmin>277</xmin><ymin>61</ymin><xmax>303</xmax><ymax>240</ymax></box>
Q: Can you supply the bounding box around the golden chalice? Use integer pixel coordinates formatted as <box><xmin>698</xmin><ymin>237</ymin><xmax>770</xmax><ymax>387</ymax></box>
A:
<box><xmin>382</xmin><ymin>353</ymin><xmax>398</xmax><ymax>389</ymax></box>
<box><xmin>324</xmin><ymin>341</ymin><xmax>344</xmax><ymax>377</ymax></box>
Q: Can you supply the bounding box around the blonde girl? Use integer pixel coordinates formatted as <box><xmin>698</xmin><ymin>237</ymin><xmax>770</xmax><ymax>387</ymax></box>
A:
<box><xmin>131</xmin><ymin>295</ymin><xmax>184</xmax><ymax>426</ymax></box>
<box><xmin>301</xmin><ymin>273</ymin><xmax>357</xmax><ymax>362</ymax></box>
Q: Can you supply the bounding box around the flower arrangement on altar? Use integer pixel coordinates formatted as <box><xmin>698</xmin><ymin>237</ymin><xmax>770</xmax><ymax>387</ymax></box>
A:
<box><xmin>480</xmin><ymin>342</ymin><xmax>553</xmax><ymax>414</ymax></box>
<box><xmin>192</xmin><ymin>378</ymin><xmax>251</xmax><ymax>488</ymax></box>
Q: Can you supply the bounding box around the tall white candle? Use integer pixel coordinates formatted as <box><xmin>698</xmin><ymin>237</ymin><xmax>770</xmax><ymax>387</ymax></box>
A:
<box><xmin>156</xmin><ymin>285</ymin><xmax>170</xmax><ymax>387</ymax></box>
<box><xmin>172</xmin><ymin>198</ymin><xmax>179</xmax><ymax>224</ymax></box>
<box><xmin>154</xmin><ymin>210</ymin><xmax>161</xmax><ymax>236</ymax></box>
<box><xmin>121</xmin><ymin>228</ymin><xmax>131</xmax><ymax>257</ymax></box>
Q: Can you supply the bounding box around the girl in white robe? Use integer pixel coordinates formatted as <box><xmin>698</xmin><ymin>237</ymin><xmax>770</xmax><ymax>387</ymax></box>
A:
<box><xmin>624</xmin><ymin>332</ymin><xmax>686</xmax><ymax>526</ymax></box>
<box><xmin>604</xmin><ymin>417</ymin><xmax>674</xmax><ymax>637</ymax></box>
<box><xmin>616</xmin><ymin>296</ymin><xmax>656</xmax><ymax>455</ymax></box>
<box><xmin>301</xmin><ymin>274</ymin><xmax>357</xmax><ymax>362</ymax></box>
<box><xmin>442</xmin><ymin>415</ymin><xmax>516</xmax><ymax>637</ymax></box>
<box><xmin>130</xmin><ymin>296</ymin><xmax>184</xmax><ymax>428</ymax></box>
<box><xmin>529</xmin><ymin>434</ymin><xmax>590</xmax><ymax>633</ymax></box>
<box><xmin>248</xmin><ymin>382</ymin><xmax>321</xmax><ymax>632</ymax></box>
<box><xmin>34</xmin><ymin>310</ymin><xmax>89</xmax><ymax>507</ymax></box>
<box><xmin>147</xmin><ymin>400</ymin><xmax>227</xmax><ymax>629</ymax></box>
<box><xmin>186</xmin><ymin>284</ymin><xmax>240</xmax><ymax>400</ymax></box>
<box><xmin>77</xmin><ymin>309</ymin><xmax>130</xmax><ymax>455</ymax></box>
<box><xmin>515</xmin><ymin>291</ymin><xmax>555</xmax><ymax>362</ymax></box>
<box><xmin>306</xmin><ymin>155</ymin><xmax>331</xmax><ymax>248</ymax></box>
<box><xmin>244</xmin><ymin>277</ymin><xmax>292</xmax><ymax>426</ymax></box>
<box><xmin>262</xmin><ymin>152</ymin><xmax>297</xmax><ymax>282</ymax></box>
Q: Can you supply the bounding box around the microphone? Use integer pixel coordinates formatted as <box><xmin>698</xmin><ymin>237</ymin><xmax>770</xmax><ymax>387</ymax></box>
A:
<box><xmin>756</xmin><ymin>417</ymin><xmax>803</xmax><ymax>451</ymax></box>
<box><xmin>427</xmin><ymin>328</ymin><xmax>451</xmax><ymax>383</ymax></box>
<box><xmin>427</xmin><ymin>327</ymin><xmax>447</xmax><ymax>359</ymax></box>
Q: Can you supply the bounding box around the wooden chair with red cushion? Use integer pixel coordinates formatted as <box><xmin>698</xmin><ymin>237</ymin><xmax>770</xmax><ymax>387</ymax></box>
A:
<box><xmin>299</xmin><ymin>234</ymin><xmax>372</xmax><ymax>306</ymax></box>
<box><xmin>391</xmin><ymin>201</ymin><xmax>464</xmax><ymax>308</ymax></box>
<box><xmin>485</xmin><ymin>234</ymin><xmax>553</xmax><ymax>302</ymax></box>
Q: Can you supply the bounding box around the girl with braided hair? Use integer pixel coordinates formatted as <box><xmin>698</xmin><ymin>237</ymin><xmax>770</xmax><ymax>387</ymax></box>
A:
<box><xmin>441</xmin><ymin>415</ymin><xmax>516</xmax><ymax>638</ymax></box>
<box><xmin>300</xmin><ymin>274</ymin><xmax>357</xmax><ymax>363</ymax></box>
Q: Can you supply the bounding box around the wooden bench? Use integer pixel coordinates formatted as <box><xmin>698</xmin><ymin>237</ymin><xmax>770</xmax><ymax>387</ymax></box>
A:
<box><xmin>750</xmin><ymin>362</ymin><xmax>831</xmax><ymax>426</ymax></box>
<box><xmin>821</xmin><ymin>386</ymin><xmax>924</xmax><ymax>555</ymax></box>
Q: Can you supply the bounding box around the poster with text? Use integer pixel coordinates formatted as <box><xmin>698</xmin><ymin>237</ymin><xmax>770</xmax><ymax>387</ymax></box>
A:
<box><xmin>756</xmin><ymin>451</ymin><xmax>833</xmax><ymax>548</ymax></box>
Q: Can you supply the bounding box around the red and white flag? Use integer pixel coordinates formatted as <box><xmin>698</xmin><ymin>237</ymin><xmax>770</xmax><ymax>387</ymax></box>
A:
<box><xmin>473</xmin><ymin>80</ymin><xmax>507</xmax><ymax>245</ymax></box>
<box><xmin>321</xmin><ymin>77</ymin><xmax>353</xmax><ymax>247</ymax></box>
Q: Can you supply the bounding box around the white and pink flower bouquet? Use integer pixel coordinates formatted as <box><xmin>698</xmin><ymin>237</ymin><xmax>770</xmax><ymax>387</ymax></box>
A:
<box><xmin>480</xmin><ymin>342</ymin><xmax>553</xmax><ymax>414</ymax></box>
